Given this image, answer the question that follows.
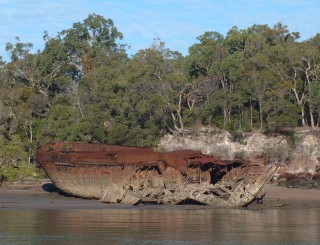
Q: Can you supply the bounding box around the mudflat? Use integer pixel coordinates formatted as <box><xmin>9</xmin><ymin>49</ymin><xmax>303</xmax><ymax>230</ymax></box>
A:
<box><xmin>254</xmin><ymin>184</ymin><xmax>320</xmax><ymax>209</ymax></box>
<box><xmin>0</xmin><ymin>179</ymin><xmax>319</xmax><ymax>210</ymax></box>
<box><xmin>0</xmin><ymin>180</ymin><xmax>109</xmax><ymax>210</ymax></box>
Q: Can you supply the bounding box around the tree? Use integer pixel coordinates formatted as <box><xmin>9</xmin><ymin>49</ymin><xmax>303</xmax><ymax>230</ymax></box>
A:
<box><xmin>131</xmin><ymin>40</ymin><xmax>190</xmax><ymax>134</ymax></box>
<box><xmin>299</xmin><ymin>39</ymin><xmax>320</xmax><ymax>127</ymax></box>
<box><xmin>57</xmin><ymin>13</ymin><xmax>124</xmax><ymax>80</ymax></box>
<box><xmin>273</xmin><ymin>40</ymin><xmax>320</xmax><ymax>127</ymax></box>
<box><xmin>187</xmin><ymin>31</ymin><xmax>227</xmax><ymax>78</ymax></box>
<box><xmin>208</xmin><ymin>50</ymin><xmax>244</xmax><ymax>128</ymax></box>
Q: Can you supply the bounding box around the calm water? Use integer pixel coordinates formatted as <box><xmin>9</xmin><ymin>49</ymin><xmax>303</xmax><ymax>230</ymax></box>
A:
<box><xmin>0</xmin><ymin>207</ymin><xmax>319</xmax><ymax>245</ymax></box>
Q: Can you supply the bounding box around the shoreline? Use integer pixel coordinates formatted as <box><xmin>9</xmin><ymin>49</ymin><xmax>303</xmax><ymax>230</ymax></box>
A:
<box><xmin>1</xmin><ymin>180</ymin><xmax>320</xmax><ymax>210</ymax></box>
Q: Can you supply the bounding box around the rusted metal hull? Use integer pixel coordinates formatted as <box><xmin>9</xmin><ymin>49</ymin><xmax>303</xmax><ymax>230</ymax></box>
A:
<box><xmin>36</xmin><ymin>142</ymin><xmax>278</xmax><ymax>207</ymax></box>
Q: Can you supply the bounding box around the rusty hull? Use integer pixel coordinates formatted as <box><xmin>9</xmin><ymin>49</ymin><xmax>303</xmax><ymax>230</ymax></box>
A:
<box><xmin>36</xmin><ymin>142</ymin><xmax>278</xmax><ymax>207</ymax></box>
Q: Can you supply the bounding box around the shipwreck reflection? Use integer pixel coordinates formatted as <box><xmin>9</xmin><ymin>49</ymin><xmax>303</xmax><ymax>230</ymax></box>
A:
<box><xmin>0</xmin><ymin>208</ymin><xmax>319</xmax><ymax>244</ymax></box>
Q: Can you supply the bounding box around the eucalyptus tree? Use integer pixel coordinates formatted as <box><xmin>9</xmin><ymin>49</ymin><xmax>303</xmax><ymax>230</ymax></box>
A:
<box><xmin>228</xmin><ymin>23</ymin><xmax>302</xmax><ymax>130</ymax></box>
<box><xmin>298</xmin><ymin>37</ymin><xmax>320</xmax><ymax>127</ymax></box>
<box><xmin>5</xmin><ymin>38</ymin><xmax>61</xmax><ymax>97</ymax></box>
<box><xmin>272</xmin><ymin>37</ymin><xmax>319</xmax><ymax>127</ymax></box>
<box><xmin>187</xmin><ymin>31</ymin><xmax>227</xmax><ymax>78</ymax></box>
<box><xmin>208</xmin><ymin>51</ymin><xmax>244</xmax><ymax>129</ymax></box>
<box><xmin>130</xmin><ymin>40</ymin><xmax>192</xmax><ymax>134</ymax></box>
<box><xmin>2</xmin><ymin>38</ymin><xmax>54</xmax><ymax>161</ymax></box>
<box><xmin>187</xmin><ymin>32</ymin><xmax>233</xmax><ymax>128</ymax></box>
<box><xmin>75</xmin><ymin>51</ymin><xmax>131</xmax><ymax>144</ymax></box>
<box><xmin>305</xmin><ymin>34</ymin><xmax>320</xmax><ymax>126</ymax></box>
<box><xmin>242</xmin><ymin>27</ymin><xmax>271</xmax><ymax>129</ymax></box>
<box><xmin>57</xmin><ymin>13</ymin><xmax>124</xmax><ymax>80</ymax></box>
<box><xmin>35</xmin><ymin>14</ymin><xmax>129</xmax><ymax>144</ymax></box>
<box><xmin>224</xmin><ymin>26</ymin><xmax>246</xmax><ymax>54</ymax></box>
<box><xmin>0</xmin><ymin>62</ymin><xmax>35</xmax><ymax>164</ymax></box>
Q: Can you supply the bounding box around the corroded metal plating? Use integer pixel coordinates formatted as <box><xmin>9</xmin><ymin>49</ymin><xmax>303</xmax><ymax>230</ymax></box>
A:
<box><xmin>36</xmin><ymin>142</ymin><xmax>278</xmax><ymax>206</ymax></box>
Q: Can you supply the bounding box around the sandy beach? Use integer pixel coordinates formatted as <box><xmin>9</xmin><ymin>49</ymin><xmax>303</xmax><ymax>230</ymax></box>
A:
<box><xmin>0</xmin><ymin>179</ymin><xmax>319</xmax><ymax>210</ymax></box>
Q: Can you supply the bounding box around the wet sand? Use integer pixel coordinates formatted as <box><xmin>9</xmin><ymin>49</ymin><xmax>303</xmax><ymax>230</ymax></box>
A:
<box><xmin>0</xmin><ymin>180</ymin><xmax>319</xmax><ymax>210</ymax></box>
<box><xmin>252</xmin><ymin>184</ymin><xmax>320</xmax><ymax>209</ymax></box>
<box><xmin>0</xmin><ymin>180</ymin><xmax>112</xmax><ymax>210</ymax></box>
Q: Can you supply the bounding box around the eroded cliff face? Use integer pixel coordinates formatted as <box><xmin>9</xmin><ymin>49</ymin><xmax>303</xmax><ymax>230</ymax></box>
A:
<box><xmin>158</xmin><ymin>127</ymin><xmax>320</xmax><ymax>175</ymax></box>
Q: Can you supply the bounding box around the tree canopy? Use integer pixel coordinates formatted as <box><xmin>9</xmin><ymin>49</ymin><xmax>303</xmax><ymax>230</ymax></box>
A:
<box><xmin>0</xmin><ymin>14</ymin><xmax>319</xmax><ymax>180</ymax></box>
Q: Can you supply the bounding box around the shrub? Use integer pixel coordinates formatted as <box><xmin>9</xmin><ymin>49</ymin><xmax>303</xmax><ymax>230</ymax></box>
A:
<box><xmin>0</xmin><ymin>144</ymin><xmax>28</xmax><ymax>167</ymax></box>
<box><xmin>0</xmin><ymin>162</ymin><xmax>46</xmax><ymax>182</ymax></box>
<box><xmin>235</xmin><ymin>150</ymin><xmax>248</xmax><ymax>160</ymax></box>
<box><xmin>0</xmin><ymin>143</ymin><xmax>46</xmax><ymax>182</ymax></box>
<box><xmin>229</xmin><ymin>130</ymin><xmax>247</xmax><ymax>145</ymax></box>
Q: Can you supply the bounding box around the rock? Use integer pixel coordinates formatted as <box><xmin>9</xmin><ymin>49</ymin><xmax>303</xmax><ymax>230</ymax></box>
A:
<box><xmin>121</xmin><ymin>193</ymin><xmax>141</xmax><ymax>205</ymax></box>
<box><xmin>161</xmin><ymin>193</ymin><xmax>188</xmax><ymax>205</ymax></box>
<box><xmin>145</xmin><ymin>187</ymin><xmax>162</xmax><ymax>198</ymax></box>
<box><xmin>100</xmin><ymin>184</ymin><xmax>124</xmax><ymax>203</ymax></box>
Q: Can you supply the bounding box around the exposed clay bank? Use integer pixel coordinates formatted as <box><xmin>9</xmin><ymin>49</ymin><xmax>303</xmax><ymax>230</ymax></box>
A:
<box><xmin>159</xmin><ymin>127</ymin><xmax>320</xmax><ymax>178</ymax></box>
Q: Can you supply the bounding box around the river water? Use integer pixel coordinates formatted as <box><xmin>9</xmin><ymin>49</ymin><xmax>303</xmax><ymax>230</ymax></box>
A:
<box><xmin>0</xmin><ymin>207</ymin><xmax>319</xmax><ymax>245</ymax></box>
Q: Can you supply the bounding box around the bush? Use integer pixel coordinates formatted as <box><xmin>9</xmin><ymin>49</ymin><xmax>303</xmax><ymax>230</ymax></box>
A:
<box><xmin>0</xmin><ymin>143</ymin><xmax>46</xmax><ymax>182</ymax></box>
<box><xmin>0</xmin><ymin>162</ymin><xmax>46</xmax><ymax>182</ymax></box>
<box><xmin>235</xmin><ymin>150</ymin><xmax>248</xmax><ymax>160</ymax></box>
<box><xmin>229</xmin><ymin>130</ymin><xmax>247</xmax><ymax>145</ymax></box>
<box><xmin>0</xmin><ymin>144</ymin><xmax>28</xmax><ymax>167</ymax></box>
<box><xmin>262</xmin><ymin>145</ymin><xmax>289</xmax><ymax>164</ymax></box>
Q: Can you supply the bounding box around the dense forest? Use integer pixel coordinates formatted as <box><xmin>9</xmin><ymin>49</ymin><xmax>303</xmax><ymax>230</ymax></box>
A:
<box><xmin>0</xmin><ymin>14</ymin><xmax>319</xmax><ymax>181</ymax></box>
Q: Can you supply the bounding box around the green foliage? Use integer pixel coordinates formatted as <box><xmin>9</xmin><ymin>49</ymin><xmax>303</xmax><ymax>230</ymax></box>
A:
<box><xmin>227</xmin><ymin>126</ymin><xmax>247</xmax><ymax>145</ymax></box>
<box><xmin>0</xmin><ymin>139</ymin><xmax>46</xmax><ymax>182</ymax></box>
<box><xmin>0</xmin><ymin>144</ymin><xmax>27</xmax><ymax>167</ymax></box>
<box><xmin>234</xmin><ymin>150</ymin><xmax>248</xmax><ymax>160</ymax></box>
<box><xmin>0</xmin><ymin>15</ymin><xmax>319</xmax><ymax>181</ymax></box>
<box><xmin>287</xmin><ymin>130</ymin><xmax>298</xmax><ymax>148</ymax></box>
<box><xmin>0</xmin><ymin>162</ymin><xmax>46</xmax><ymax>182</ymax></box>
<box><xmin>262</xmin><ymin>145</ymin><xmax>289</xmax><ymax>164</ymax></box>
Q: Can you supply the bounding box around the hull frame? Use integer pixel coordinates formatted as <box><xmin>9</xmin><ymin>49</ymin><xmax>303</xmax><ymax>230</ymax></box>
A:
<box><xmin>37</xmin><ymin>142</ymin><xmax>278</xmax><ymax>207</ymax></box>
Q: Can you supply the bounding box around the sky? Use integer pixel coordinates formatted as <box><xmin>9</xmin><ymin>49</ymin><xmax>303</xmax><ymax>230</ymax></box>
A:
<box><xmin>0</xmin><ymin>0</ymin><xmax>319</xmax><ymax>61</ymax></box>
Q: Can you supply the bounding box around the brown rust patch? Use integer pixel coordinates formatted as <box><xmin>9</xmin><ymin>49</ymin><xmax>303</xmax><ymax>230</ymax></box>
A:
<box><xmin>36</xmin><ymin>142</ymin><xmax>275</xmax><ymax>206</ymax></box>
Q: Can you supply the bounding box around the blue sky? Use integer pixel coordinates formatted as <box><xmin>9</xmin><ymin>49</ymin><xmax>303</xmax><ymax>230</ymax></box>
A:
<box><xmin>0</xmin><ymin>0</ymin><xmax>319</xmax><ymax>61</ymax></box>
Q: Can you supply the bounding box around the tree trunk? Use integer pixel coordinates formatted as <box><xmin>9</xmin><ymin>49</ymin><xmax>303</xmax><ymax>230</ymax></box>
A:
<box><xmin>77</xmin><ymin>97</ymin><xmax>84</xmax><ymax>117</ymax></box>
<box><xmin>259</xmin><ymin>98</ymin><xmax>263</xmax><ymax>129</ymax></box>
<box><xmin>223</xmin><ymin>106</ymin><xmax>227</xmax><ymax>129</ymax></box>
<box><xmin>301</xmin><ymin>106</ymin><xmax>305</xmax><ymax>127</ymax></box>
<box><xmin>309</xmin><ymin>105</ymin><xmax>315</xmax><ymax>128</ymax></box>
<box><xmin>250</xmin><ymin>99</ymin><xmax>253</xmax><ymax>129</ymax></box>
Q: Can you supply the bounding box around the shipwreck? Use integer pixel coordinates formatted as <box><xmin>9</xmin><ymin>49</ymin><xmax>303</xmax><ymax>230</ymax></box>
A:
<box><xmin>36</xmin><ymin>142</ymin><xmax>278</xmax><ymax>207</ymax></box>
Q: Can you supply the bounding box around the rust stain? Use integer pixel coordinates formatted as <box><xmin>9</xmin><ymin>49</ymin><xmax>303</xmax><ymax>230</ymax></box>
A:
<box><xmin>36</xmin><ymin>142</ymin><xmax>278</xmax><ymax>207</ymax></box>
<box><xmin>37</xmin><ymin>142</ymin><xmax>242</xmax><ymax>169</ymax></box>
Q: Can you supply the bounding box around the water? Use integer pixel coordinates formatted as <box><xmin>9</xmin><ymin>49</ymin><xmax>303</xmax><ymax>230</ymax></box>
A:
<box><xmin>0</xmin><ymin>207</ymin><xmax>319</xmax><ymax>245</ymax></box>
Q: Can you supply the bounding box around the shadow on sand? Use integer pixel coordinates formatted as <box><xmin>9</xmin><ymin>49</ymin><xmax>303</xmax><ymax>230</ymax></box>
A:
<box><xmin>42</xmin><ymin>183</ymin><xmax>73</xmax><ymax>197</ymax></box>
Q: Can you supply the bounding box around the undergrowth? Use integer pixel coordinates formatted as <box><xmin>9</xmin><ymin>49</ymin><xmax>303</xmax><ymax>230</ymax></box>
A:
<box><xmin>0</xmin><ymin>163</ymin><xmax>46</xmax><ymax>182</ymax></box>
